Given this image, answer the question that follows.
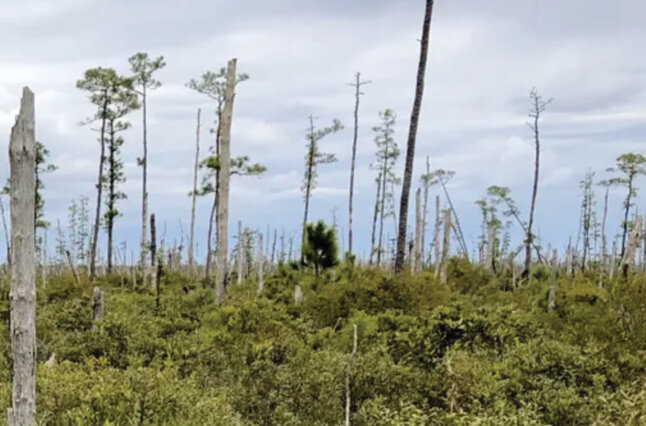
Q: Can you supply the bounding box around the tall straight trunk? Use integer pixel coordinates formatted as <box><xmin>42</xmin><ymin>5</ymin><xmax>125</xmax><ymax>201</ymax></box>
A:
<box><xmin>140</xmin><ymin>85</ymin><xmax>148</xmax><ymax>271</ymax></box>
<box><xmin>439</xmin><ymin>209</ymin><xmax>451</xmax><ymax>284</ymax></box>
<box><xmin>394</xmin><ymin>0</ymin><xmax>435</xmax><ymax>273</ymax></box>
<box><xmin>89</xmin><ymin>98</ymin><xmax>109</xmax><ymax>280</ymax></box>
<box><xmin>215</xmin><ymin>59</ymin><xmax>237</xmax><ymax>303</ymax></box>
<box><xmin>301</xmin><ymin>116</ymin><xmax>316</xmax><ymax>263</ymax></box>
<box><xmin>421</xmin><ymin>156</ymin><xmax>430</xmax><ymax>265</ymax></box>
<box><xmin>412</xmin><ymin>188</ymin><xmax>422</xmax><ymax>274</ymax></box>
<box><xmin>205</xmin><ymin>107</ymin><xmax>222</xmax><ymax>280</ymax></box>
<box><xmin>150</xmin><ymin>214</ymin><xmax>158</xmax><ymax>290</ymax></box>
<box><xmin>257</xmin><ymin>232</ymin><xmax>264</xmax><ymax>295</ymax></box>
<box><xmin>237</xmin><ymin>221</ymin><xmax>243</xmax><ymax>285</ymax></box>
<box><xmin>7</xmin><ymin>87</ymin><xmax>36</xmax><ymax>426</ymax></box>
<box><xmin>271</xmin><ymin>229</ymin><xmax>277</xmax><ymax>264</ymax></box>
<box><xmin>547</xmin><ymin>250</ymin><xmax>557</xmax><ymax>312</ymax></box>
<box><xmin>106</xmin><ymin>123</ymin><xmax>115</xmax><ymax>275</ymax></box>
<box><xmin>524</xmin><ymin>98</ymin><xmax>543</xmax><ymax>278</ymax></box>
<box><xmin>486</xmin><ymin>218</ymin><xmax>496</xmax><ymax>272</ymax></box>
<box><xmin>188</xmin><ymin>108</ymin><xmax>201</xmax><ymax>268</ymax></box>
<box><xmin>621</xmin><ymin>214</ymin><xmax>643</xmax><ymax>278</ymax></box>
<box><xmin>347</xmin><ymin>73</ymin><xmax>369</xmax><ymax>256</ymax></box>
<box><xmin>620</xmin><ymin>178</ymin><xmax>634</xmax><ymax>260</ymax></box>
<box><xmin>369</xmin><ymin>173</ymin><xmax>382</xmax><ymax>265</ymax></box>
<box><xmin>205</xmin><ymin>196</ymin><xmax>216</xmax><ymax>279</ymax></box>
<box><xmin>432</xmin><ymin>195</ymin><xmax>440</xmax><ymax>270</ymax></box>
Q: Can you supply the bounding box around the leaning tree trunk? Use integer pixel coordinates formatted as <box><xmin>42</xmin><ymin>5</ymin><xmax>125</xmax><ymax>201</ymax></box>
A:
<box><xmin>7</xmin><ymin>87</ymin><xmax>36</xmax><ymax>426</ymax></box>
<box><xmin>188</xmin><ymin>108</ymin><xmax>201</xmax><ymax>270</ymax></box>
<box><xmin>395</xmin><ymin>0</ymin><xmax>435</xmax><ymax>273</ymax></box>
<box><xmin>215</xmin><ymin>58</ymin><xmax>237</xmax><ymax>303</ymax></box>
<box><xmin>439</xmin><ymin>209</ymin><xmax>451</xmax><ymax>284</ymax></box>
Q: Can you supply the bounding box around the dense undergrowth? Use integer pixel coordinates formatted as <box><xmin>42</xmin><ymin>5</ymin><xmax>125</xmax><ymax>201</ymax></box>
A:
<box><xmin>1</xmin><ymin>259</ymin><xmax>646</xmax><ymax>425</ymax></box>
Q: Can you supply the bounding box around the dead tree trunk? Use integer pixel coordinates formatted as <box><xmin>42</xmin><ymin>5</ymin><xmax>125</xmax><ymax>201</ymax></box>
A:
<box><xmin>65</xmin><ymin>250</ymin><xmax>81</xmax><ymax>286</ymax></box>
<box><xmin>621</xmin><ymin>214</ymin><xmax>643</xmax><ymax>279</ymax></box>
<box><xmin>188</xmin><ymin>108</ymin><xmax>201</xmax><ymax>270</ymax></box>
<box><xmin>91</xmin><ymin>286</ymin><xmax>104</xmax><ymax>330</ymax></box>
<box><xmin>237</xmin><ymin>221</ymin><xmax>243</xmax><ymax>285</ymax></box>
<box><xmin>547</xmin><ymin>250</ymin><xmax>557</xmax><ymax>312</ymax></box>
<box><xmin>421</xmin><ymin>156</ymin><xmax>430</xmax><ymax>266</ymax></box>
<box><xmin>439</xmin><ymin>209</ymin><xmax>451</xmax><ymax>284</ymax></box>
<box><xmin>0</xmin><ymin>197</ymin><xmax>10</xmax><ymax>265</ymax></box>
<box><xmin>394</xmin><ymin>0</ymin><xmax>435</xmax><ymax>273</ymax></box>
<box><xmin>7</xmin><ymin>87</ymin><xmax>36</xmax><ymax>426</ymax></box>
<box><xmin>412</xmin><ymin>188</ymin><xmax>422</xmax><ymax>274</ymax></box>
<box><xmin>345</xmin><ymin>324</ymin><xmax>358</xmax><ymax>426</ymax></box>
<box><xmin>257</xmin><ymin>232</ymin><xmax>264</xmax><ymax>295</ymax></box>
<box><xmin>139</xmin><ymin>85</ymin><xmax>149</xmax><ymax>284</ymax></box>
<box><xmin>347</xmin><ymin>73</ymin><xmax>370</xmax><ymax>256</ymax></box>
<box><xmin>432</xmin><ymin>195</ymin><xmax>440</xmax><ymax>272</ymax></box>
<box><xmin>150</xmin><ymin>214</ymin><xmax>157</xmax><ymax>289</ymax></box>
<box><xmin>215</xmin><ymin>59</ymin><xmax>237</xmax><ymax>303</ymax></box>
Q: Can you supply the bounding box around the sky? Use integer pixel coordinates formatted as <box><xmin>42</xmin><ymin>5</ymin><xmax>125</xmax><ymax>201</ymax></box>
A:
<box><xmin>0</xmin><ymin>0</ymin><xmax>645</xmax><ymax>263</ymax></box>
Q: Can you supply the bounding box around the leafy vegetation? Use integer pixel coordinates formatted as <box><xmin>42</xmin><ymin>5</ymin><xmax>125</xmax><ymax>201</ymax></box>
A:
<box><xmin>0</xmin><ymin>264</ymin><xmax>645</xmax><ymax>425</ymax></box>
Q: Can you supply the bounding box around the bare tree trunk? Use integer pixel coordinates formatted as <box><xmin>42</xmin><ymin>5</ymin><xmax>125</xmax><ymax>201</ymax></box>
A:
<box><xmin>215</xmin><ymin>59</ymin><xmax>237</xmax><ymax>303</ymax></box>
<box><xmin>439</xmin><ymin>209</ymin><xmax>451</xmax><ymax>284</ymax></box>
<box><xmin>345</xmin><ymin>324</ymin><xmax>358</xmax><ymax>426</ymax></box>
<box><xmin>524</xmin><ymin>89</ymin><xmax>551</xmax><ymax>279</ymax></box>
<box><xmin>485</xmin><ymin>218</ymin><xmax>495</xmax><ymax>272</ymax></box>
<box><xmin>188</xmin><ymin>108</ymin><xmax>201</xmax><ymax>270</ymax></box>
<box><xmin>150</xmin><ymin>214</ymin><xmax>157</xmax><ymax>289</ymax></box>
<box><xmin>294</xmin><ymin>285</ymin><xmax>303</xmax><ymax>306</ymax></box>
<box><xmin>271</xmin><ymin>229</ymin><xmax>277</xmax><ymax>265</ymax></box>
<box><xmin>621</xmin><ymin>214</ymin><xmax>643</xmax><ymax>279</ymax></box>
<box><xmin>421</xmin><ymin>156</ymin><xmax>430</xmax><ymax>266</ymax></box>
<box><xmin>139</xmin><ymin>85</ymin><xmax>149</xmax><ymax>279</ymax></box>
<box><xmin>89</xmin><ymin>99</ymin><xmax>109</xmax><ymax>280</ymax></box>
<box><xmin>65</xmin><ymin>250</ymin><xmax>80</xmax><ymax>286</ymax></box>
<box><xmin>369</xmin><ymin>172</ymin><xmax>382</xmax><ymax>265</ymax></box>
<box><xmin>237</xmin><ymin>221</ymin><xmax>243</xmax><ymax>285</ymax></box>
<box><xmin>257</xmin><ymin>232</ymin><xmax>264</xmax><ymax>296</ymax></box>
<box><xmin>433</xmin><ymin>195</ymin><xmax>440</xmax><ymax>273</ymax></box>
<box><xmin>394</xmin><ymin>0</ymin><xmax>435</xmax><ymax>273</ymax></box>
<box><xmin>91</xmin><ymin>286</ymin><xmax>104</xmax><ymax>330</ymax></box>
<box><xmin>0</xmin><ymin>197</ymin><xmax>10</xmax><ymax>265</ymax></box>
<box><xmin>547</xmin><ymin>250</ymin><xmax>557</xmax><ymax>312</ymax></box>
<box><xmin>412</xmin><ymin>188</ymin><xmax>422</xmax><ymax>274</ymax></box>
<box><xmin>347</xmin><ymin>73</ymin><xmax>370</xmax><ymax>256</ymax></box>
<box><xmin>7</xmin><ymin>87</ymin><xmax>36</xmax><ymax>426</ymax></box>
<box><xmin>601</xmin><ymin>185</ymin><xmax>609</xmax><ymax>272</ymax></box>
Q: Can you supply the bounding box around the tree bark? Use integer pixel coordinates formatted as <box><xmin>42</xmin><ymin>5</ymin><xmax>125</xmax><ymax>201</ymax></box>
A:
<box><xmin>0</xmin><ymin>196</ymin><xmax>10</xmax><ymax>265</ymax></box>
<box><xmin>547</xmin><ymin>250</ymin><xmax>557</xmax><ymax>312</ymax></box>
<box><xmin>432</xmin><ymin>195</ymin><xmax>440</xmax><ymax>273</ymax></box>
<box><xmin>301</xmin><ymin>116</ymin><xmax>316</xmax><ymax>264</ymax></box>
<box><xmin>348</xmin><ymin>73</ymin><xmax>369</xmax><ymax>256</ymax></box>
<box><xmin>369</xmin><ymin>172</ymin><xmax>382</xmax><ymax>265</ymax></box>
<box><xmin>8</xmin><ymin>87</ymin><xmax>36</xmax><ymax>426</ymax></box>
<box><xmin>421</xmin><ymin>156</ymin><xmax>430</xmax><ymax>266</ymax></box>
<box><xmin>139</xmin><ymin>84</ymin><xmax>148</xmax><ymax>277</ymax></box>
<box><xmin>237</xmin><ymin>220</ymin><xmax>243</xmax><ymax>285</ymax></box>
<box><xmin>439</xmin><ymin>209</ymin><xmax>451</xmax><ymax>284</ymax></box>
<box><xmin>188</xmin><ymin>108</ymin><xmax>201</xmax><ymax>269</ymax></box>
<box><xmin>395</xmin><ymin>0</ymin><xmax>435</xmax><ymax>273</ymax></box>
<box><xmin>89</xmin><ymin>97</ymin><xmax>109</xmax><ymax>280</ymax></box>
<box><xmin>150</xmin><ymin>214</ymin><xmax>158</xmax><ymax>290</ymax></box>
<box><xmin>91</xmin><ymin>286</ymin><xmax>104</xmax><ymax>330</ymax></box>
<box><xmin>215</xmin><ymin>59</ymin><xmax>237</xmax><ymax>303</ymax></box>
<box><xmin>257</xmin><ymin>232</ymin><xmax>264</xmax><ymax>295</ymax></box>
<box><xmin>412</xmin><ymin>188</ymin><xmax>422</xmax><ymax>274</ymax></box>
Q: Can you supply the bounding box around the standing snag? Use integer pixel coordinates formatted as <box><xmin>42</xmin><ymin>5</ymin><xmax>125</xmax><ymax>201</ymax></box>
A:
<box><xmin>188</xmin><ymin>108</ymin><xmax>201</xmax><ymax>270</ymax></box>
<box><xmin>91</xmin><ymin>286</ymin><xmax>105</xmax><ymax>329</ymax></box>
<box><xmin>7</xmin><ymin>87</ymin><xmax>37</xmax><ymax>426</ymax></box>
<box><xmin>395</xmin><ymin>0</ymin><xmax>435</xmax><ymax>273</ymax></box>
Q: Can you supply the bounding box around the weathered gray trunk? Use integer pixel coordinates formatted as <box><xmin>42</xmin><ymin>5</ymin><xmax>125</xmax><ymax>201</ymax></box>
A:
<box><xmin>621</xmin><ymin>214</ymin><xmax>643</xmax><ymax>278</ymax></box>
<box><xmin>215</xmin><ymin>59</ymin><xmax>237</xmax><ymax>303</ymax></box>
<box><xmin>439</xmin><ymin>209</ymin><xmax>451</xmax><ymax>284</ymax></box>
<box><xmin>294</xmin><ymin>285</ymin><xmax>304</xmax><ymax>306</ymax></box>
<box><xmin>412</xmin><ymin>188</ymin><xmax>422</xmax><ymax>274</ymax></box>
<box><xmin>237</xmin><ymin>220</ymin><xmax>243</xmax><ymax>285</ymax></box>
<box><xmin>91</xmin><ymin>286</ymin><xmax>104</xmax><ymax>330</ymax></box>
<box><xmin>0</xmin><ymin>197</ymin><xmax>10</xmax><ymax>265</ymax></box>
<box><xmin>7</xmin><ymin>87</ymin><xmax>36</xmax><ymax>426</ymax></box>
<box><xmin>485</xmin><ymin>219</ymin><xmax>495</xmax><ymax>272</ymax></box>
<box><xmin>394</xmin><ymin>0</ymin><xmax>435</xmax><ymax>273</ymax></box>
<box><xmin>257</xmin><ymin>233</ymin><xmax>264</xmax><ymax>295</ymax></box>
<box><xmin>421</xmin><ymin>156</ymin><xmax>430</xmax><ymax>266</ymax></box>
<box><xmin>547</xmin><ymin>250</ymin><xmax>557</xmax><ymax>312</ymax></box>
<box><xmin>188</xmin><ymin>108</ymin><xmax>201</xmax><ymax>269</ymax></box>
<box><xmin>65</xmin><ymin>250</ymin><xmax>80</xmax><ymax>286</ymax></box>
<box><xmin>345</xmin><ymin>324</ymin><xmax>358</xmax><ymax>426</ymax></box>
<box><xmin>432</xmin><ymin>195</ymin><xmax>440</xmax><ymax>275</ymax></box>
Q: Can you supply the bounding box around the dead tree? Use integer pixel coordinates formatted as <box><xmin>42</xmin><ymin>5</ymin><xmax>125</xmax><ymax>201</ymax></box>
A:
<box><xmin>7</xmin><ymin>87</ymin><xmax>36</xmax><ymax>426</ymax></box>
<box><xmin>91</xmin><ymin>286</ymin><xmax>105</xmax><ymax>330</ymax></box>
<box><xmin>547</xmin><ymin>250</ymin><xmax>557</xmax><ymax>312</ymax></box>
<box><xmin>395</xmin><ymin>0</ymin><xmax>435</xmax><ymax>273</ymax></box>
<box><xmin>65</xmin><ymin>250</ymin><xmax>81</xmax><ymax>286</ymax></box>
<box><xmin>0</xmin><ymin>196</ymin><xmax>10</xmax><ymax>265</ymax></box>
<box><xmin>347</xmin><ymin>73</ymin><xmax>370</xmax><ymax>256</ymax></box>
<box><xmin>150</xmin><ymin>214</ymin><xmax>158</xmax><ymax>290</ymax></box>
<box><xmin>188</xmin><ymin>108</ymin><xmax>201</xmax><ymax>270</ymax></box>
<box><xmin>432</xmin><ymin>195</ymin><xmax>440</xmax><ymax>270</ymax></box>
<box><xmin>215</xmin><ymin>59</ymin><xmax>237</xmax><ymax>303</ymax></box>
<box><xmin>412</xmin><ymin>188</ymin><xmax>422</xmax><ymax>274</ymax></box>
<box><xmin>345</xmin><ymin>324</ymin><xmax>358</xmax><ymax>426</ymax></box>
<box><xmin>257</xmin><ymin>232</ymin><xmax>264</xmax><ymax>295</ymax></box>
<box><xmin>621</xmin><ymin>215</ymin><xmax>643</xmax><ymax>279</ymax></box>
<box><xmin>237</xmin><ymin>220</ymin><xmax>243</xmax><ymax>285</ymax></box>
<box><xmin>523</xmin><ymin>88</ymin><xmax>552</xmax><ymax>279</ymax></box>
<box><xmin>439</xmin><ymin>209</ymin><xmax>451</xmax><ymax>284</ymax></box>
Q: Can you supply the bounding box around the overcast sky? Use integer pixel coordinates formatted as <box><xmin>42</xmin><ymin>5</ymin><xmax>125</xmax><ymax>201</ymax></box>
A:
<box><xmin>1</xmin><ymin>0</ymin><xmax>645</xmax><ymax>262</ymax></box>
